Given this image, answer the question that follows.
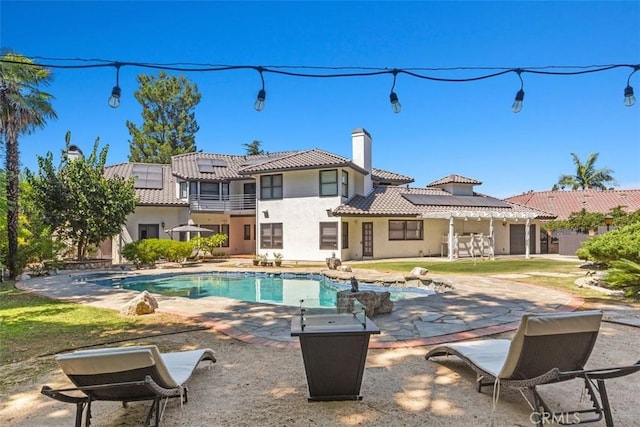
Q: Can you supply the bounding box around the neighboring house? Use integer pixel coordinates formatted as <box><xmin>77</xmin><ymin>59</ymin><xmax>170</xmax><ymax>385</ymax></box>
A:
<box><xmin>104</xmin><ymin>128</ymin><xmax>553</xmax><ymax>263</ymax></box>
<box><xmin>505</xmin><ymin>189</ymin><xmax>640</xmax><ymax>255</ymax></box>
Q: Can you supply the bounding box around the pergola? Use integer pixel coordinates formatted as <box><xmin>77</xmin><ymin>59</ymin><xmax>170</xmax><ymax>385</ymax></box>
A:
<box><xmin>421</xmin><ymin>210</ymin><xmax>539</xmax><ymax>260</ymax></box>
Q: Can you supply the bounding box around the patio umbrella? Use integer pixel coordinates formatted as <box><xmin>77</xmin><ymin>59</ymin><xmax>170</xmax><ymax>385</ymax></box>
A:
<box><xmin>164</xmin><ymin>224</ymin><xmax>212</xmax><ymax>240</ymax></box>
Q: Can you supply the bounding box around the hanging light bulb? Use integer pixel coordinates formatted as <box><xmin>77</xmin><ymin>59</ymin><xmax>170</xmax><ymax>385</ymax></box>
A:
<box><xmin>108</xmin><ymin>86</ymin><xmax>121</xmax><ymax>108</ymax></box>
<box><xmin>512</xmin><ymin>89</ymin><xmax>524</xmax><ymax>113</ymax></box>
<box><xmin>254</xmin><ymin>89</ymin><xmax>266</xmax><ymax>111</ymax></box>
<box><xmin>254</xmin><ymin>67</ymin><xmax>266</xmax><ymax>111</ymax></box>
<box><xmin>511</xmin><ymin>69</ymin><xmax>524</xmax><ymax>113</ymax></box>
<box><xmin>108</xmin><ymin>63</ymin><xmax>121</xmax><ymax>108</ymax></box>
<box><xmin>389</xmin><ymin>70</ymin><xmax>401</xmax><ymax>113</ymax></box>
<box><xmin>624</xmin><ymin>85</ymin><xmax>636</xmax><ymax>107</ymax></box>
<box><xmin>623</xmin><ymin>66</ymin><xmax>638</xmax><ymax>107</ymax></box>
<box><xmin>389</xmin><ymin>91</ymin><xmax>401</xmax><ymax>113</ymax></box>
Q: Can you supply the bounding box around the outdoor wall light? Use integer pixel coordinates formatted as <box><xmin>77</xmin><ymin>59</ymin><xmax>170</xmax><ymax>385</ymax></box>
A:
<box><xmin>254</xmin><ymin>67</ymin><xmax>266</xmax><ymax>111</ymax></box>
<box><xmin>389</xmin><ymin>70</ymin><xmax>402</xmax><ymax>113</ymax></box>
<box><xmin>624</xmin><ymin>66</ymin><xmax>638</xmax><ymax>107</ymax></box>
<box><xmin>511</xmin><ymin>69</ymin><xmax>524</xmax><ymax>113</ymax></box>
<box><xmin>161</xmin><ymin>221</ymin><xmax>165</xmax><ymax>229</ymax></box>
<box><xmin>108</xmin><ymin>63</ymin><xmax>122</xmax><ymax>108</ymax></box>
<box><xmin>262</xmin><ymin>209</ymin><xmax>269</xmax><ymax>218</ymax></box>
<box><xmin>326</xmin><ymin>208</ymin><xmax>333</xmax><ymax>217</ymax></box>
<box><xmin>604</xmin><ymin>214</ymin><xmax>613</xmax><ymax>231</ymax></box>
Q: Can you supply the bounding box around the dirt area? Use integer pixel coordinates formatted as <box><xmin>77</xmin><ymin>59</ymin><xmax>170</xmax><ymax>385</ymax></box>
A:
<box><xmin>1</xmin><ymin>320</ymin><xmax>639</xmax><ymax>426</ymax></box>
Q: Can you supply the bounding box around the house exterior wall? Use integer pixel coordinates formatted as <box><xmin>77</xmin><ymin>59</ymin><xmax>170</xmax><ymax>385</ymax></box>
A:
<box><xmin>257</xmin><ymin>169</ymin><xmax>344</xmax><ymax>261</ymax></box>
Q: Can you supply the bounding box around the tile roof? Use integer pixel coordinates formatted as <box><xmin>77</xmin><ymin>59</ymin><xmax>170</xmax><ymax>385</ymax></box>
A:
<box><xmin>370</xmin><ymin>168</ymin><xmax>414</xmax><ymax>185</ymax></box>
<box><xmin>104</xmin><ymin>163</ymin><xmax>188</xmax><ymax>206</ymax></box>
<box><xmin>238</xmin><ymin>149</ymin><xmax>369</xmax><ymax>175</ymax></box>
<box><xmin>427</xmin><ymin>174</ymin><xmax>482</xmax><ymax>187</ymax></box>
<box><xmin>171</xmin><ymin>151</ymin><xmax>296</xmax><ymax>181</ymax></box>
<box><xmin>333</xmin><ymin>186</ymin><xmax>552</xmax><ymax>218</ymax></box>
<box><xmin>505</xmin><ymin>189</ymin><xmax>640</xmax><ymax>220</ymax></box>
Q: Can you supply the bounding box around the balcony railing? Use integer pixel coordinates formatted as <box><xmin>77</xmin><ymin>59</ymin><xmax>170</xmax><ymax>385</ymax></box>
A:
<box><xmin>189</xmin><ymin>194</ymin><xmax>256</xmax><ymax>212</ymax></box>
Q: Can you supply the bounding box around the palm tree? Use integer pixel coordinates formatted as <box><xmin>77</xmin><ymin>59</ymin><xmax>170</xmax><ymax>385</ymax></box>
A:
<box><xmin>556</xmin><ymin>153</ymin><xmax>616</xmax><ymax>191</ymax></box>
<box><xmin>0</xmin><ymin>53</ymin><xmax>56</xmax><ymax>278</ymax></box>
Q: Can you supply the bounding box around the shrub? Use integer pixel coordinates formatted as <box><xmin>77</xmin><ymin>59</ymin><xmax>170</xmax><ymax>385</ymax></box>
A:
<box><xmin>606</xmin><ymin>259</ymin><xmax>640</xmax><ymax>298</ymax></box>
<box><xmin>121</xmin><ymin>239</ymin><xmax>194</xmax><ymax>267</ymax></box>
<box><xmin>576</xmin><ymin>221</ymin><xmax>640</xmax><ymax>264</ymax></box>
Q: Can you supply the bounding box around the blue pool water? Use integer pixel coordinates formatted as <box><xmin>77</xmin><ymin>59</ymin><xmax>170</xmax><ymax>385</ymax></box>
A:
<box><xmin>87</xmin><ymin>272</ymin><xmax>433</xmax><ymax>308</ymax></box>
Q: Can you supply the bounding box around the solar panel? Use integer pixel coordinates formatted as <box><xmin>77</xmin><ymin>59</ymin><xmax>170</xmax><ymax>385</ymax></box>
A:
<box><xmin>132</xmin><ymin>164</ymin><xmax>164</xmax><ymax>189</ymax></box>
<box><xmin>402</xmin><ymin>193</ymin><xmax>511</xmax><ymax>208</ymax></box>
<box><xmin>197</xmin><ymin>158</ymin><xmax>227</xmax><ymax>173</ymax></box>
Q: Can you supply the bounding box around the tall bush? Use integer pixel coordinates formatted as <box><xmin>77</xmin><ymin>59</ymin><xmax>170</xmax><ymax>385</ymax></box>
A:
<box><xmin>576</xmin><ymin>222</ymin><xmax>640</xmax><ymax>264</ymax></box>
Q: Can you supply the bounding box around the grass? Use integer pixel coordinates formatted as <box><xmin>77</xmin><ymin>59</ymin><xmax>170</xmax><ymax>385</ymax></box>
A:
<box><xmin>0</xmin><ymin>281</ymin><xmax>204</xmax><ymax>383</ymax></box>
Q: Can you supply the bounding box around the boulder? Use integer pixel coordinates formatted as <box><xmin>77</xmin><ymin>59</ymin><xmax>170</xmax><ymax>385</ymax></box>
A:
<box><xmin>337</xmin><ymin>290</ymin><xmax>394</xmax><ymax>316</ymax></box>
<box><xmin>409</xmin><ymin>267</ymin><xmax>428</xmax><ymax>277</ymax></box>
<box><xmin>326</xmin><ymin>257</ymin><xmax>342</xmax><ymax>270</ymax></box>
<box><xmin>338</xmin><ymin>265</ymin><xmax>352</xmax><ymax>272</ymax></box>
<box><xmin>120</xmin><ymin>291</ymin><xmax>159</xmax><ymax>316</ymax></box>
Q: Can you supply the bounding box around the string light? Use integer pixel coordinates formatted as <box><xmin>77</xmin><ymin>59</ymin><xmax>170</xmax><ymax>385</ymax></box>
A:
<box><xmin>624</xmin><ymin>65</ymin><xmax>639</xmax><ymax>107</ymax></box>
<box><xmin>108</xmin><ymin>63</ymin><xmax>121</xmax><ymax>108</ymax></box>
<box><xmin>389</xmin><ymin>69</ymin><xmax>401</xmax><ymax>113</ymax></box>
<box><xmin>511</xmin><ymin>69</ymin><xmax>525</xmax><ymax>113</ymax></box>
<box><xmin>1</xmin><ymin>56</ymin><xmax>638</xmax><ymax>112</ymax></box>
<box><xmin>254</xmin><ymin>67</ymin><xmax>266</xmax><ymax>112</ymax></box>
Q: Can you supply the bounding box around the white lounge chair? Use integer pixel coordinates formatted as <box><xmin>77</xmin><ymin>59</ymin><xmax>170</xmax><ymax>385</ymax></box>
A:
<box><xmin>42</xmin><ymin>345</ymin><xmax>216</xmax><ymax>427</ymax></box>
<box><xmin>426</xmin><ymin>310</ymin><xmax>640</xmax><ymax>427</ymax></box>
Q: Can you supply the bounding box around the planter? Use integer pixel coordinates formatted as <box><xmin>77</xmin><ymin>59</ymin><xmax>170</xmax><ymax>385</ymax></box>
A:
<box><xmin>274</xmin><ymin>261</ymin><xmax>282</xmax><ymax>267</ymax></box>
<box><xmin>252</xmin><ymin>260</ymin><xmax>259</xmax><ymax>266</ymax></box>
<box><xmin>291</xmin><ymin>302</ymin><xmax>380</xmax><ymax>401</ymax></box>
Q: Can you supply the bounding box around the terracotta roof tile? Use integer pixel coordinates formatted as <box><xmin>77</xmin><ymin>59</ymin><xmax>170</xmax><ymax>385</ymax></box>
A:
<box><xmin>238</xmin><ymin>149</ymin><xmax>368</xmax><ymax>175</ymax></box>
<box><xmin>427</xmin><ymin>174</ymin><xmax>482</xmax><ymax>187</ymax></box>
<box><xmin>505</xmin><ymin>189</ymin><xmax>640</xmax><ymax>220</ymax></box>
<box><xmin>334</xmin><ymin>186</ymin><xmax>551</xmax><ymax>218</ymax></box>
<box><xmin>371</xmin><ymin>168</ymin><xmax>414</xmax><ymax>185</ymax></box>
<box><xmin>171</xmin><ymin>152</ymin><xmax>296</xmax><ymax>181</ymax></box>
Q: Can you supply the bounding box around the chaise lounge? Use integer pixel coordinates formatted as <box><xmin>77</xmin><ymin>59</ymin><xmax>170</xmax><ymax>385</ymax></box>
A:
<box><xmin>425</xmin><ymin>310</ymin><xmax>640</xmax><ymax>426</ymax></box>
<box><xmin>41</xmin><ymin>345</ymin><xmax>216</xmax><ymax>427</ymax></box>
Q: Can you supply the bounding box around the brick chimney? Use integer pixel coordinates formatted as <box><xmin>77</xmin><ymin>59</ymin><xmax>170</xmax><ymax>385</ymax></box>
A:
<box><xmin>351</xmin><ymin>128</ymin><xmax>372</xmax><ymax>195</ymax></box>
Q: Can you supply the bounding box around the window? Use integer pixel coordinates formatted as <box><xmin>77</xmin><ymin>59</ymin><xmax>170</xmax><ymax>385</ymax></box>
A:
<box><xmin>319</xmin><ymin>222</ymin><xmax>338</xmax><ymax>249</ymax></box>
<box><xmin>342</xmin><ymin>222</ymin><xmax>349</xmax><ymax>249</ymax></box>
<box><xmin>388</xmin><ymin>220</ymin><xmax>423</xmax><ymax>240</ymax></box>
<box><xmin>201</xmin><ymin>224</ymin><xmax>230</xmax><ymax>247</ymax></box>
<box><xmin>341</xmin><ymin>170</ymin><xmax>349</xmax><ymax>197</ymax></box>
<box><xmin>201</xmin><ymin>182</ymin><xmax>219</xmax><ymax>197</ymax></box>
<box><xmin>138</xmin><ymin>224</ymin><xmax>159</xmax><ymax>240</ymax></box>
<box><xmin>179</xmin><ymin>182</ymin><xmax>188</xmax><ymax>199</ymax></box>
<box><xmin>260</xmin><ymin>223</ymin><xmax>283</xmax><ymax>249</ymax></box>
<box><xmin>320</xmin><ymin>170</ymin><xmax>338</xmax><ymax>197</ymax></box>
<box><xmin>261</xmin><ymin>174</ymin><xmax>283</xmax><ymax>200</ymax></box>
<box><xmin>244</xmin><ymin>224</ymin><xmax>251</xmax><ymax>240</ymax></box>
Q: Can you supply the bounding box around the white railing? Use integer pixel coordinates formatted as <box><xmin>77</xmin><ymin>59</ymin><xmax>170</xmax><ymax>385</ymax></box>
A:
<box><xmin>189</xmin><ymin>194</ymin><xmax>256</xmax><ymax>212</ymax></box>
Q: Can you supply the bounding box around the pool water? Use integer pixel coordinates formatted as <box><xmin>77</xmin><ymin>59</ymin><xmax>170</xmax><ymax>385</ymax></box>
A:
<box><xmin>89</xmin><ymin>272</ymin><xmax>433</xmax><ymax>308</ymax></box>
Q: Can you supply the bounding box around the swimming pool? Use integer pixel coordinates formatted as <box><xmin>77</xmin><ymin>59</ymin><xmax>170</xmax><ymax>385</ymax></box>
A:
<box><xmin>88</xmin><ymin>272</ymin><xmax>434</xmax><ymax>308</ymax></box>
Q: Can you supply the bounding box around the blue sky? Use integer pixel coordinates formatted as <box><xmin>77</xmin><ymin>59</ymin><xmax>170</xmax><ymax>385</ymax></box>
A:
<box><xmin>1</xmin><ymin>1</ymin><xmax>639</xmax><ymax>198</ymax></box>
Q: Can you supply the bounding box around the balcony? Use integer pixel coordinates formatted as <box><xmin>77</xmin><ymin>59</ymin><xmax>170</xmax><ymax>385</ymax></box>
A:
<box><xmin>189</xmin><ymin>194</ymin><xmax>256</xmax><ymax>213</ymax></box>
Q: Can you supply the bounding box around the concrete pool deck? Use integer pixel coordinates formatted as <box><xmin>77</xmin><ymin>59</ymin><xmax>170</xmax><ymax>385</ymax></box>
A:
<box><xmin>16</xmin><ymin>261</ymin><xmax>634</xmax><ymax>349</ymax></box>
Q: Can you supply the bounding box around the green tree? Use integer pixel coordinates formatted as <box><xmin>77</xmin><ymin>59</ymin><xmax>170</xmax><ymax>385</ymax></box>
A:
<box><xmin>127</xmin><ymin>72</ymin><xmax>201</xmax><ymax>163</ymax></box>
<box><xmin>27</xmin><ymin>132</ymin><xmax>138</xmax><ymax>260</ymax></box>
<box><xmin>556</xmin><ymin>152</ymin><xmax>616</xmax><ymax>190</ymax></box>
<box><xmin>0</xmin><ymin>53</ymin><xmax>57</xmax><ymax>278</ymax></box>
<box><xmin>243</xmin><ymin>140</ymin><xmax>264</xmax><ymax>155</ymax></box>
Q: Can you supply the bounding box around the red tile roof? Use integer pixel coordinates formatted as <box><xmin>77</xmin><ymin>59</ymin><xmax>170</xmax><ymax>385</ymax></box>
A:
<box><xmin>505</xmin><ymin>189</ymin><xmax>640</xmax><ymax>220</ymax></box>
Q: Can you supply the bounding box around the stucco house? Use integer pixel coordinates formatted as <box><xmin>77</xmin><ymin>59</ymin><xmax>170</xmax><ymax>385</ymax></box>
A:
<box><xmin>103</xmin><ymin>128</ymin><xmax>553</xmax><ymax>263</ymax></box>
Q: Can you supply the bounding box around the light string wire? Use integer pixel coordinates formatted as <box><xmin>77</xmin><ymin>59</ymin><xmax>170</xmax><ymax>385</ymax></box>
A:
<box><xmin>1</xmin><ymin>56</ymin><xmax>639</xmax><ymax>111</ymax></box>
